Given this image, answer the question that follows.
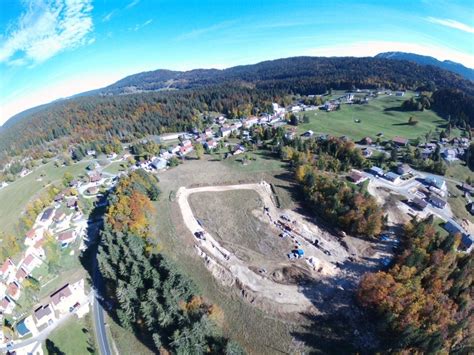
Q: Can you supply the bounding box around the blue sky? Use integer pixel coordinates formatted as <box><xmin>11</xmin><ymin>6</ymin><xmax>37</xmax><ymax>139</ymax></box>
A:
<box><xmin>0</xmin><ymin>0</ymin><xmax>473</xmax><ymax>125</ymax></box>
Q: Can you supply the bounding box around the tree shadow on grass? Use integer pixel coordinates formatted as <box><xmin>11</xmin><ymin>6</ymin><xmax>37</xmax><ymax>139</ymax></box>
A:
<box><xmin>383</xmin><ymin>106</ymin><xmax>407</xmax><ymax>112</ymax></box>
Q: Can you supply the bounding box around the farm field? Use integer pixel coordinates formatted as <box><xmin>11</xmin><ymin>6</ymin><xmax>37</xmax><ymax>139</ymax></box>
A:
<box><xmin>42</xmin><ymin>316</ymin><xmax>95</xmax><ymax>354</ymax></box>
<box><xmin>0</xmin><ymin>160</ymin><xmax>89</xmax><ymax>235</ymax></box>
<box><xmin>297</xmin><ymin>92</ymin><xmax>459</xmax><ymax>142</ymax></box>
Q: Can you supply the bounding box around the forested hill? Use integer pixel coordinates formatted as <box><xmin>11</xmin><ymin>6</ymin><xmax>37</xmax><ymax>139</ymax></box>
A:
<box><xmin>1</xmin><ymin>56</ymin><xmax>473</xmax><ymax>161</ymax></box>
<box><xmin>97</xmin><ymin>56</ymin><xmax>474</xmax><ymax>95</ymax></box>
<box><xmin>376</xmin><ymin>52</ymin><xmax>474</xmax><ymax>81</ymax></box>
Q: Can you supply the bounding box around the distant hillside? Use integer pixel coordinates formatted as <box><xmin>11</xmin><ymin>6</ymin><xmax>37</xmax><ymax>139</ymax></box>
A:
<box><xmin>95</xmin><ymin>56</ymin><xmax>474</xmax><ymax>96</ymax></box>
<box><xmin>1</xmin><ymin>56</ymin><xmax>473</xmax><ymax>161</ymax></box>
<box><xmin>375</xmin><ymin>52</ymin><xmax>474</xmax><ymax>81</ymax></box>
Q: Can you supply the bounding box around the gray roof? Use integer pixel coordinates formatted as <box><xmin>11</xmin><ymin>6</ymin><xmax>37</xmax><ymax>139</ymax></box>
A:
<box><xmin>370</xmin><ymin>166</ymin><xmax>384</xmax><ymax>175</ymax></box>
<box><xmin>34</xmin><ymin>304</ymin><xmax>52</xmax><ymax>320</ymax></box>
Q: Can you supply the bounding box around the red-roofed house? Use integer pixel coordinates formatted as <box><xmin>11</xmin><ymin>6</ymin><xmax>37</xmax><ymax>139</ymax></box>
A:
<box><xmin>15</xmin><ymin>267</ymin><xmax>28</xmax><ymax>283</ymax></box>
<box><xmin>0</xmin><ymin>259</ymin><xmax>16</xmax><ymax>282</ymax></box>
<box><xmin>57</xmin><ymin>230</ymin><xmax>76</xmax><ymax>247</ymax></box>
<box><xmin>25</xmin><ymin>227</ymin><xmax>44</xmax><ymax>247</ymax></box>
<box><xmin>21</xmin><ymin>254</ymin><xmax>42</xmax><ymax>273</ymax></box>
<box><xmin>8</xmin><ymin>282</ymin><xmax>20</xmax><ymax>300</ymax></box>
<box><xmin>179</xmin><ymin>145</ymin><xmax>193</xmax><ymax>156</ymax></box>
<box><xmin>0</xmin><ymin>296</ymin><xmax>14</xmax><ymax>314</ymax></box>
<box><xmin>392</xmin><ymin>136</ymin><xmax>409</xmax><ymax>146</ymax></box>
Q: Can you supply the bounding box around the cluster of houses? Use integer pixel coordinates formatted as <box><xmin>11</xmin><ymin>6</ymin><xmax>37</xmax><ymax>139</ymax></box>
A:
<box><xmin>131</xmin><ymin>103</ymin><xmax>292</xmax><ymax>172</ymax></box>
<box><xmin>12</xmin><ymin>279</ymin><xmax>88</xmax><ymax>341</ymax></box>
<box><xmin>0</xmin><ymin>191</ymin><xmax>82</xmax><ymax>319</ymax></box>
<box><xmin>349</xmin><ymin>162</ymin><xmax>473</xmax><ymax>252</ymax></box>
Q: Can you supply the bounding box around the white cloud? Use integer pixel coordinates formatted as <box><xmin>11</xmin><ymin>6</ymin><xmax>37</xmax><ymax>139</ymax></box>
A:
<box><xmin>126</xmin><ymin>0</ymin><xmax>140</xmax><ymax>9</ymax></box>
<box><xmin>0</xmin><ymin>0</ymin><xmax>94</xmax><ymax>66</ymax></box>
<box><xmin>102</xmin><ymin>9</ymin><xmax>117</xmax><ymax>22</ymax></box>
<box><xmin>177</xmin><ymin>21</ymin><xmax>236</xmax><ymax>40</ymax></box>
<box><xmin>130</xmin><ymin>19</ymin><xmax>153</xmax><ymax>32</ymax></box>
<box><xmin>307</xmin><ymin>40</ymin><xmax>474</xmax><ymax>69</ymax></box>
<box><xmin>427</xmin><ymin>17</ymin><xmax>474</xmax><ymax>34</ymax></box>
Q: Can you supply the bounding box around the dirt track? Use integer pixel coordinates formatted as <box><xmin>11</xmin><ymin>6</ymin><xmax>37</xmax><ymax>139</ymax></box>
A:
<box><xmin>177</xmin><ymin>182</ymin><xmax>316</xmax><ymax>312</ymax></box>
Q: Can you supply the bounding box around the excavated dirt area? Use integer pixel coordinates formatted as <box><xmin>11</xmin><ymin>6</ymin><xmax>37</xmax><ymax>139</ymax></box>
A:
<box><xmin>177</xmin><ymin>181</ymin><xmax>394</xmax><ymax>315</ymax></box>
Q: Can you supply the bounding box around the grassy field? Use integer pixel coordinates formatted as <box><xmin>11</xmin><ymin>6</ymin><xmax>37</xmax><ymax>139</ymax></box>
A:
<box><xmin>43</xmin><ymin>315</ymin><xmax>96</xmax><ymax>354</ymax></box>
<box><xmin>446</xmin><ymin>161</ymin><xmax>473</xmax><ymax>183</ymax></box>
<box><xmin>106</xmin><ymin>314</ymin><xmax>153</xmax><ymax>355</ymax></box>
<box><xmin>189</xmin><ymin>190</ymin><xmax>290</xmax><ymax>264</ymax></box>
<box><xmin>0</xmin><ymin>160</ymin><xmax>89</xmax><ymax>235</ymax></box>
<box><xmin>102</xmin><ymin>161</ymin><xmax>126</xmax><ymax>175</ymax></box>
<box><xmin>297</xmin><ymin>92</ymin><xmax>458</xmax><ymax>142</ymax></box>
<box><xmin>139</xmin><ymin>155</ymin><xmax>304</xmax><ymax>354</ymax></box>
<box><xmin>447</xmin><ymin>181</ymin><xmax>473</xmax><ymax>223</ymax></box>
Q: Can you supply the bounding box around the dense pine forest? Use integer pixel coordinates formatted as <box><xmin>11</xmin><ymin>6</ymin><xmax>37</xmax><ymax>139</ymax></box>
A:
<box><xmin>96</xmin><ymin>170</ymin><xmax>242</xmax><ymax>354</ymax></box>
<box><xmin>1</xmin><ymin>56</ymin><xmax>473</xmax><ymax>165</ymax></box>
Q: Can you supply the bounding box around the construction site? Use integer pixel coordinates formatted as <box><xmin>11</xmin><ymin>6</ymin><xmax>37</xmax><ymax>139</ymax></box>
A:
<box><xmin>177</xmin><ymin>181</ymin><xmax>395</xmax><ymax>315</ymax></box>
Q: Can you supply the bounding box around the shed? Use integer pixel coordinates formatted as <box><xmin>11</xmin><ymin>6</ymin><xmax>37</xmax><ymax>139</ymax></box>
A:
<box><xmin>385</xmin><ymin>172</ymin><xmax>401</xmax><ymax>184</ymax></box>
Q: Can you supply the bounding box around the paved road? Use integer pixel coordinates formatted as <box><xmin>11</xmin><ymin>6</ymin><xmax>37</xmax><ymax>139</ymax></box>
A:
<box><xmin>92</xmin><ymin>246</ymin><xmax>112</xmax><ymax>355</ymax></box>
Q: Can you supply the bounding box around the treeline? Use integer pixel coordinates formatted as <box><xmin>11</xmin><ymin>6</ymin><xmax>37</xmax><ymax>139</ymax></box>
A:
<box><xmin>431</xmin><ymin>89</ymin><xmax>474</xmax><ymax>128</ymax></box>
<box><xmin>2</xmin><ymin>56</ymin><xmax>473</xmax><ymax>164</ymax></box>
<box><xmin>358</xmin><ymin>217</ymin><xmax>473</xmax><ymax>353</ymax></box>
<box><xmin>97</xmin><ymin>170</ymin><xmax>242</xmax><ymax>354</ymax></box>
<box><xmin>0</xmin><ymin>84</ymin><xmax>278</xmax><ymax>160</ymax></box>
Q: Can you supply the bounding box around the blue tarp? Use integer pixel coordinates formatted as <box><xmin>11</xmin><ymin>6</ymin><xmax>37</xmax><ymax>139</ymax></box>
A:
<box><xmin>295</xmin><ymin>249</ymin><xmax>304</xmax><ymax>256</ymax></box>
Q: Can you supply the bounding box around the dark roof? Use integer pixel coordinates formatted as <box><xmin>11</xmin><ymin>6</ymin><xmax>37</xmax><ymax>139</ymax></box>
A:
<box><xmin>348</xmin><ymin>171</ymin><xmax>365</xmax><ymax>183</ymax></box>
<box><xmin>412</xmin><ymin>197</ymin><xmax>427</xmax><ymax>209</ymax></box>
<box><xmin>430</xmin><ymin>195</ymin><xmax>447</xmax><ymax>207</ymax></box>
<box><xmin>41</xmin><ymin>208</ymin><xmax>54</xmax><ymax>221</ymax></box>
<box><xmin>460</xmin><ymin>234</ymin><xmax>473</xmax><ymax>250</ymax></box>
<box><xmin>444</xmin><ymin>220</ymin><xmax>464</xmax><ymax>236</ymax></box>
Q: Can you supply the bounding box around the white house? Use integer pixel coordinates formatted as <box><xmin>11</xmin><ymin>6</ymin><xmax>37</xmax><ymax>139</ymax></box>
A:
<box><xmin>0</xmin><ymin>259</ymin><xmax>16</xmax><ymax>283</ymax></box>
<box><xmin>220</xmin><ymin>126</ymin><xmax>232</xmax><ymax>138</ymax></box>
<box><xmin>24</xmin><ymin>228</ymin><xmax>44</xmax><ymax>247</ymax></box>
<box><xmin>50</xmin><ymin>280</ymin><xmax>87</xmax><ymax>315</ymax></box>
<box><xmin>0</xmin><ymin>296</ymin><xmax>15</xmax><ymax>314</ymax></box>
<box><xmin>20</xmin><ymin>254</ymin><xmax>42</xmax><ymax>274</ymax></box>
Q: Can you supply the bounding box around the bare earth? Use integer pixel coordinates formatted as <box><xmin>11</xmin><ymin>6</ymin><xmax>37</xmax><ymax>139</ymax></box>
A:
<box><xmin>177</xmin><ymin>181</ymin><xmax>394</xmax><ymax>316</ymax></box>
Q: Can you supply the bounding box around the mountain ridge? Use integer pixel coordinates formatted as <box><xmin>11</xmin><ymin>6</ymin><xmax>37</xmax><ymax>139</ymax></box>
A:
<box><xmin>375</xmin><ymin>51</ymin><xmax>474</xmax><ymax>81</ymax></box>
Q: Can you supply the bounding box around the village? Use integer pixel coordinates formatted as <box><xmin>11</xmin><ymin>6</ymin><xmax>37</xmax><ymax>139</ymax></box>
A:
<box><xmin>0</xmin><ymin>88</ymin><xmax>472</xmax><ymax>353</ymax></box>
<box><xmin>0</xmin><ymin>157</ymin><xmax>122</xmax><ymax>353</ymax></box>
